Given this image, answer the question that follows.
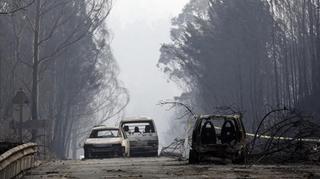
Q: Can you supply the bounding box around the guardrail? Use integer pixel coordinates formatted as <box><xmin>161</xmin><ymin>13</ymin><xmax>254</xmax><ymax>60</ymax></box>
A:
<box><xmin>0</xmin><ymin>143</ymin><xmax>38</xmax><ymax>179</ymax></box>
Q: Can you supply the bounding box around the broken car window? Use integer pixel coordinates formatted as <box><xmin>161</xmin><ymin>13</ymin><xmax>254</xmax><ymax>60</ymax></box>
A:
<box><xmin>89</xmin><ymin>129</ymin><xmax>120</xmax><ymax>138</ymax></box>
<box><xmin>121</xmin><ymin>121</ymin><xmax>155</xmax><ymax>135</ymax></box>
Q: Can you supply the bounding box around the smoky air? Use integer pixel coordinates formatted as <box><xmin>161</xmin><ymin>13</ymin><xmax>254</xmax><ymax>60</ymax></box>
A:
<box><xmin>1</xmin><ymin>0</ymin><xmax>320</xmax><ymax>178</ymax></box>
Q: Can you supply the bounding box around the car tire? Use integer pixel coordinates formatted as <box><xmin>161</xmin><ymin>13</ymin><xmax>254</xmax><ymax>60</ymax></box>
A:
<box><xmin>118</xmin><ymin>151</ymin><xmax>124</xmax><ymax>157</ymax></box>
<box><xmin>151</xmin><ymin>151</ymin><xmax>158</xmax><ymax>157</ymax></box>
<box><xmin>189</xmin><ymin>150</ymin><xmax>199</xmax><ymax>164</ymax></box>
<box><xmin>234</xmin><ymin>149</ymin><xmax>246</xmax><ymax>164</ymax></box>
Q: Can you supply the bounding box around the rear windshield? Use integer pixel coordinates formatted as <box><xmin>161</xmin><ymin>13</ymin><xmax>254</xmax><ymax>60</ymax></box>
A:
<box><xmin>121</xmin><ymin>121</ymin><xmax>155</xmax><ymax>135</ymax></box>
<box><xmin>89</xmin><ymin>129</ymin><xmax>120</xmax><ymax>138</ymax></box>
<box><xmin>201</xmin><ymin>117</ymin><xmax>226</xmax><ymax>129</ymax></box>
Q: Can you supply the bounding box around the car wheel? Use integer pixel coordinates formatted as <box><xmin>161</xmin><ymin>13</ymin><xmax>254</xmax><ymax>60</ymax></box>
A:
<box><xmin>189</xmin><ymin>150</ymin><xmax>199</xmax><ymax>164</ymax></box>
<box><xmin>118</xmin><ymin>151</ymin><xmax>124</xmax><ymax>157</ymax></box>
<box><xmin>151</xmin><ymin>151</ymin><xmax>158</xmax><ymax>157</ymax></box>
<box><xmin>234</xmin><ymin>149</ymin><xmax>246</xmax><ymax>164</ymax></box>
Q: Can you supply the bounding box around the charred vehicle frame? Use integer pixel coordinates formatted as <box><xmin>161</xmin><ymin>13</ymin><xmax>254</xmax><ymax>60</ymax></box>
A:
<box><xmin>120</xmin><ymin>117</ymin><xmax>159</xmax><ymax>157</ymax></box>
<box><xmin>189</xmin><ymin>114</ymin><xmax>247</xmax><ymax>164</ymax></box>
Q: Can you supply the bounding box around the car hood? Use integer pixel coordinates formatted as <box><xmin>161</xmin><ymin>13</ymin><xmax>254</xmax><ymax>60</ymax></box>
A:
<box><xmin>84</xmin><ymin>137</ymin><xmax>122</xmax><ymax>145</ymax></box>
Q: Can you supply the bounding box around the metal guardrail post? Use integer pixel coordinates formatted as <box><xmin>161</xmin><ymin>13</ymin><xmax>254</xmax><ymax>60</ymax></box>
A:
<box><xmin>0</xmin><ymin>143</ymin><xmax>38</xmax><ymax>179</ymax></box>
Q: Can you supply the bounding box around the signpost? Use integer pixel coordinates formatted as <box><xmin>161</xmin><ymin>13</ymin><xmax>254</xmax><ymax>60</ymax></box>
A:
<box><xmin>12</xmin><ymin>88</ymin><xmax>29</xmax><ymax>143</ymax></box>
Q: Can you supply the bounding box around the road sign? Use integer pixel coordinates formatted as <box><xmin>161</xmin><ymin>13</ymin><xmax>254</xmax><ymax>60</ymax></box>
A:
<box><xmin>12</xmin><ymin>88</ymin><xmax>29</xmax><ymax>143</ymax></box>
<box><xmin>12</xmin><ymin>88</ymin><xmax>29</xmax><ymax>105</ymax></box>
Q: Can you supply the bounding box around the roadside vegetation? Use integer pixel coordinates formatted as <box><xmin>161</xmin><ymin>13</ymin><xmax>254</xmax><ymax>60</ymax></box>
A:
<box><xmin>159</xmin><ymin>0</ymin><xmax>320</xmax><ymax>164</ymax></box>
<box><xmin>0</xmin><ymin>0</ymin><xmax>129</xmax><ymax>159</ymax></box>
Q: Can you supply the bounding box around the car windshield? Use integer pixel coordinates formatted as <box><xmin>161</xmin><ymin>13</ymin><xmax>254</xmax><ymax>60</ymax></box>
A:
<box><xmin>89</xmin><ymin>129</ymin><xmax>120</xmax><ymax>138</ymax></box>
<box><xmin>121</xmin><ymin>121</ymin><xmax>155</xmax><ymax>135</ymax></box>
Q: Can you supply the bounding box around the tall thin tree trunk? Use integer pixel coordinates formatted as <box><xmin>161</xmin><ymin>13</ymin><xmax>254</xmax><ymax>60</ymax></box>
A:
<box><xmin>271</xmin><ymin>0</ymin><xmax>280</xmax><ymax>107</ymax></box>
<box><xmin>284</xmin><ymin>39</ymin><xmax>291</xmax><ymax>107</ymax></box>
<box><xmin>301</xmin><ymin>0</ymin><xmax>309</xmax><ymax>97</ymax></box>
<box><xmin>316</xmin><ymin>0</ymin><xmax>320</xmax><ymax>93</ymax></box>
<box><xmin>31</xmin><ymin>0</ymin><xmax>41</xmax><ymax>141</ymax></box>
<box><xmin>71</xmin><ymin>133</ymin><xmax>77</xmax><ymax>159</ymax></box>
<box><xmin>308</xmin><ymin>0</ymin><xmax>316</xmax><ymax>95</ymax></box>
<box><xmin>0</xmin><ymin>50</ymin><xmax>2</xmax><ymax>112</ymax></box>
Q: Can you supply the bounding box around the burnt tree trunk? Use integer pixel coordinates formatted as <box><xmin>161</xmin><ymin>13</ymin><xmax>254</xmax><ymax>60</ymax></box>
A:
<box><xmin>31</xmin><ymin>0</ymin><xmax>41</xmax><ymax>141</ymax></box>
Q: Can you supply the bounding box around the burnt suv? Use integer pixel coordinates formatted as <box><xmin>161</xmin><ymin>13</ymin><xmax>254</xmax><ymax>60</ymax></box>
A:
<box><xmin>120</xmin><ymin>117</ymin><xmax>158</xmax><ymax>157</ymax></box>
<box><xmin>84</xmin><ymin>126</ymin><xmax>126</xmax><ymax>159</ymax></box>
<box><xmin>189</xmin><ymin>114</ymin><xmax>247</xmax><ymax>164</ymax></box>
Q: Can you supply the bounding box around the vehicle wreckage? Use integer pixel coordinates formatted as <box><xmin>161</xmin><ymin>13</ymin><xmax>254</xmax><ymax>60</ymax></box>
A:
<box><xmin>189</xmin><ymin>114</ymin><xmax>247</xmax><ymax>164</ymax></box>
<box><xmin>120</xmin><ymin>117</ymin><xmax>159</xmax><ymax>157</ymax></box>
<box><xmin>159</xmin><ymin>101</ymin><xmax>320</xmax><ymax>164</ymax></box>
<box><xmin>83</xmin><ymin>126</ymin><xmax>126</xmax><ymax>159</ymax></box>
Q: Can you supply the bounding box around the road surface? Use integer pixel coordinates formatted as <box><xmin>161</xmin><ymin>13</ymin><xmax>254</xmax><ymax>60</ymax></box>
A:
<box><xmin>24</xmin><ymin>157</ymin><xmax>320</xmax><ymax>178</ymax></box>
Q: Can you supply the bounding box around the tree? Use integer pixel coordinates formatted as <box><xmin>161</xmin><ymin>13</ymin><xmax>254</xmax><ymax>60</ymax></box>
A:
<box><xmin>159</xmin><ymin>0</ymin><xmax>320</xmax><ymax>136</ymax></box>
<box><xmin>25</xmin><ymin>0</ymin><xmax>112</xmax><ymax>142</ymax></box>
<box><xmin>0</xmin><ymin>0</ymin><xmax>34</xmax><ymax>14</ymax></box>
<box><xmin>0</xmin><ymin>0</ymin><xmax>128</xmax><ymax>158</ymax></box>
<box><xmin>159</xmin><ymin>0</ymin><xmax>274</xmax><ymax>129</ymax></box>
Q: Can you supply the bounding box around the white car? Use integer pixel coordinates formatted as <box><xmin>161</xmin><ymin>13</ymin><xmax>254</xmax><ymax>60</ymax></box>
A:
<box><xmin>83</xmin><ymin>126</ymin><xmax>127</xmax><ymax>159</ymax></box>
<box><xmin>120</xmin><ymin>117</ymin><xmax>159</xmax><ymax>157</ymax></box>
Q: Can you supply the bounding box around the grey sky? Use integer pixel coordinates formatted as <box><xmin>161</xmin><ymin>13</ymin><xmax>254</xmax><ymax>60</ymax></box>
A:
<box><xmin>107</xmin><ymin>0</ymin><xmax>188</xmax><ymax>144</ymax></box>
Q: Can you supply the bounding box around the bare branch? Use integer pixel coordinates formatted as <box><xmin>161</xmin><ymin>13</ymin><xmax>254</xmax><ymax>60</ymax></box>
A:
<box><xmin>158</xmin><ymin>100</ymin><xmax>196</xmax><ymax>117</ymax></box>
<box><xmin>0</xmin><ymin>0</ymin><xmax>35</xmax><ymax>15</ymax></box>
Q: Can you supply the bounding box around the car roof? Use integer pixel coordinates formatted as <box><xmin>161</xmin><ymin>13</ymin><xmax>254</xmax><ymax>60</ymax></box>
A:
<box><xmin>120</xmin><ymin>116</ymin><xmax>154</xmax><ymax>123</ymax></box>
<box><xmin>92</xmin><ymin>125</ymin><xmax>119</xmax><ymax>130</ymax></box>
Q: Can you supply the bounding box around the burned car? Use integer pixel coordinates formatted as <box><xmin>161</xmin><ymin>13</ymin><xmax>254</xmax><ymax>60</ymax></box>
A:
<box><xmin>189</xmin><ymin>114</ymin><xmax>247</xmax><ymax>164</ymax></box>
<box><xmin>84</xmin><ymin>126</ymin><xmax>126</xmax><ymax>159</ymax></box>
<box><xmin>120</xmin><ymin>117</ymin><xmax>158</xmax><ymax>157</ymax></box>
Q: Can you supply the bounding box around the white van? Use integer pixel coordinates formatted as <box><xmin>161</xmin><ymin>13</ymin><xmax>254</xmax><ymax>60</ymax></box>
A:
<box><xmin>120</xmin><ymin>117</ymin><xmax>158</xmax><ymax>157</ymax></box>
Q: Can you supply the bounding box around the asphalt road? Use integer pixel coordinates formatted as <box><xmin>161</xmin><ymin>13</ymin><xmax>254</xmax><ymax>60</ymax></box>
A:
<box><xmin>24</xmin><ymin>157</ymin><xmax>320</xmax><ymax>179</ymax></box>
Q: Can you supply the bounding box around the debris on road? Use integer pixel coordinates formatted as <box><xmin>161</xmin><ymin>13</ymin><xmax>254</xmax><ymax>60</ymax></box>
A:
<box><xmin>189</xmin><ymin>114</ymin><xmax>247</xmax><ymax>164</ymax></box>
<box><xmin>249</xmin><ymin>108</ymin><xmax>320</xmax><ymax>164</ymax></box>
<box><xmin>160</xmin><ymin>138</ymin><xmax>186</xmax><ymax>159</ymax></box>
<box><xmin>160</xmin><ymin>101</ymin><xmax>320</xmax><ymax>165</ymax></box>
